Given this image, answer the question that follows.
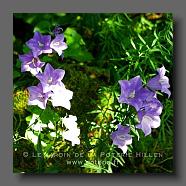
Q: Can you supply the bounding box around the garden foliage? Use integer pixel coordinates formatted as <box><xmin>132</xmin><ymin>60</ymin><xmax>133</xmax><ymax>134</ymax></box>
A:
<box><xmin>13</xmin><ymin>13</ymin><xmax>173</xmax><ymax>173</ymax></box>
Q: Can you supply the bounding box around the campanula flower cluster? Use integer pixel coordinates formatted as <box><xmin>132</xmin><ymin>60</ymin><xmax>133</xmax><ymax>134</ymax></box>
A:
<box><xmin>111</xmin><ymin>66</ymin><xmax>171</xmax><ymax>153</ymax></box>
<box><xmin>19</xmin><ymin>28</ymin><xmax>71</xmax><ymax>110</ymax></box>
<box><xmin>19</xmin><ymin>27</ymin><xmax>80</xmax><ymax>147</ymax></box>
<box><xmin>18</xmin><ymin>26</ymin><xmax>171</xmax><ymax>153</ymax></box>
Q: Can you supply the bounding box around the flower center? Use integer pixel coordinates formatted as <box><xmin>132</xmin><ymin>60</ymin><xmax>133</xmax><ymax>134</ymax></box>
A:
<box><xmin>128</xmin><ymin>90</ymin><xmax>135</xmax><ymax>99</ymax></box>
<box><xmin>53</xmin><ymin>41</ymin><xmax>60</xmax><ymax>46</ymax></box>
<box><xmin>159</xmin><ymin>78</ymin><xmax>167</xmax><ymax>85</ymax></box>
<box><xmin>118</xmin><ymin>135</ymin><xmax>126</xmax><ymax>141</ymax></box>
<box><xmin>38</xmin><ymin>94</ymin><xmax>45</xmax><ymax>102</ymax></box>
<box><xmin>47</xmin><ymin>77</ymin><xmax>53</xmax><ymax>84</ymax></box>
<box><xmin>38</xmin><ymin>41</ymin><xmax>44</xmax><ymax>47</ymax></box>
<box><xmin>32</xmin><ymin>58</ymin><xmax>38</xmax><ymax>67</ymax></box>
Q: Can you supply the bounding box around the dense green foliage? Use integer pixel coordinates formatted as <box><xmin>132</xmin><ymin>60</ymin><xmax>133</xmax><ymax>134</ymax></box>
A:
<box><xmin>13</xmin><ymin>13</ymin><xmax>173</xmax><ymax>174</ymax></box>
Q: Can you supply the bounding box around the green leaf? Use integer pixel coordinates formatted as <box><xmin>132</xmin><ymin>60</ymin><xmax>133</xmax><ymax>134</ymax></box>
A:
<box><xmin>37</xmin><ymin>133</ymin><xmax>45</xmax><ymax>172</ymax></box>
<box><xmin>26</xmin><ymin>115</ymin><xmax>32</xmax><ymax>122</ymax></box>
<box><xmin>130</xmin><ymin>124</ymin><xmax>140</xmax><ymax>141</ymax></box>
<box><xmin>87</xmin><ymin>110</ymin><xmax>101</xmax><ymax>114</ymax></box>
<box><xmin>137</xmin><ymin>33</ymin><xmax>146</xmax><ymax>45</ymax></box>
<box><xmin>134</xmin><ymin>61</ymin><xmax>139</xmax><ymax>70</ymax></box>
<box><xmin>149</xmin><ymin>59</ymin><xmax>156</xmax><ymax>70</ymax></box>
<box><xmin>16</xmin><ymin>59</ymin><xmax>21</xmax><ymax>68</ymax></box>
<box><xmin>40</xmin><ymin>107</ymin><xmax>60</xmax><ymax>124</ymax></box>
<box><xmin>26</xmin><ymin>106</ymin><xmax>59</xmax><ymax>126</ymax></box>
<box><xmin>65</xmin><ymin>48</ymin><xmax>93</xmax><ymax>62</ymax></box>
<box><xmin>23</xmin><ymin>44</ymin><xmax>30</xmax><ymax>53</ymax></box>
<box><xmin>151</xmin><ymin>38</ymin><xmax>158</xmax><ymax>47</ymax></box>
<box><xmin>112</xmin><ymin>155</ymin><xmax>124</xmax><ymax>166</ymax></box>
<box><xmin>40</xmin><ymin>55</ymin><xmax>53</xmax><ymax>63</ymax></box>
<box><xmin>34</xmin><ymin>21</ymin><xmax>51</xmax><ymax>34</ymax></box>
<box><xmin>130</xmin><ymin>38</ymin><xmax>137</xmax><ymax>49</ymax></box>
<box><xmin>13</xmin><ymin>69</ymin><xmax>21</xmax><ymax>79</ymax></box>
<box><xmin>82</xmin><ymin>160</ymin><xmax>101</xmax><ymax>171</ymax></box>
<box><xmin>27</xmin><ymin>106</ymin><xmax>43</xmax><ymax>115</ymax></box>
<box><xmin>64</xmin><ymin>27</ymin><xmax>94</xmax><ymax>62</ymax></box>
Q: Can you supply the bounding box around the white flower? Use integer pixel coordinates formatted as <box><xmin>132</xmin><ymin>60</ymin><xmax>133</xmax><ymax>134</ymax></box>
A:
<box><xmin>25</xmin><ymin>131</ymin><xmax>38</xmax><ymax>145</ymax></box>
<box><xmin>50</xmin><ymin>86</ymin><xmax>73</xmax><ymax>110</ymax></box>
<box><xmin>62</xmin><ymin>115</ymin><xmax>78</xmax><ymax>130</ymax></box>
<box><xmin>50</xmin><ymin>34</ymin><xmax>68</xmax><ymax>56</ymax></box>
<box><xmin>48</xmin><ymin>121</ymin><xmax>55</xmax><ymax>129</ymax></box>
<box><xmin>61</xmin><ymin>115</ymin><xmax>80</xmax><ymax>146</ymax></box>
<box><xmin>29</xmin><ymin>114</ymin><xmax>39</xmax><ymax>125</ymax></box>
<box><xmin>62</xmin><ymin>128</ymin><xmax>80</xmax><ymax>146</ymax></box>
<box><xmin>29</xmin><ymin>114</ymin><xmax>47</xmax><ymax>131</ymax></box>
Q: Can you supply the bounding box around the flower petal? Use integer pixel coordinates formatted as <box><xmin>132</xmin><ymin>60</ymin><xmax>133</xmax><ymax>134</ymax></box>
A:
<box><xmin>150</xmin><ymin>116</ymin><xmax>161</xmax><ymax>128</ymax></box>
<box><xmin>141</xmin><ymin>115</ymin><xmax>152</xmax><ymax>136</ymax></box>
<box><xmin>50</xmin><ymin>87</ymin><xmax>73</xmax><ymax>110</ymax></box>
<box><xmin>119</xmin><ymin>145</ymin><xmax>128</xmax><ymax>154</ymax></box>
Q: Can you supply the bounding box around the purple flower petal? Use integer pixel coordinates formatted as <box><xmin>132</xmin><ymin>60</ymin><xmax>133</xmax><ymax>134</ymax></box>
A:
<box><xmin>36</xmin><ymin>63</ymin><xmax>65</xmax><ymax>93</ymax></box>
<box><xmin>147</xmin><ymin>66</ymin><xmax>171</xmax><ymax>97</ymax></box>
<box><xmin>27</xmin><ymin>83</ymin><xmax>51</xmax><ymax>109</ymax></box>
<box><xmin>50</xmin><ymin>34</ymin><xmax>68</xmax><ymax>56</ymax></box>
<box><xmin>137</xmin><ymin>114</ymin><xmax>161</xmax><ymax>136</ymax></box>
<box><xmin>26</xmin><ymin>31</ymin><xmax>52</xmax><ymax>57</ymax></box>
<box><xmin>140</xmin><ymin>115</ymin><xmax>152</xmax><ymax>136</ymax></box>
<box><xmin>110</xmin><ymin>124</ymin><xmax>132</xmax><ymax>154</ymax></box>
<box><xmin>117</xmin><ymin>124</ymin><xmax>130</xmax><ymax>133</ymax></box>
<box><xmin>157</xmin><ymin>66</ymin><xmax>166</xmax><ymax>77</ymax></box>
<box><xmin>19</xmin><ymin>52</ymin><xmax>45</xmax><ymax>75</ymax></box>
<box><xmin>53</xmin><ymin>26</ymin><xmax>63</xmax><ymax>36</ymax></box>
<box><xmin>147</xmin><ymin>75</ymin><xmax>161</xmax><ymax>90</ymax></box>
<box><xmin>140</xmin><ymin>97</ymin><xmax>163</xmax><ymax>116</ymax></box>
<box><xmin>118</xmin><ymin>76</ymin><xmax>155</xmax><ymax>111</ymax></box>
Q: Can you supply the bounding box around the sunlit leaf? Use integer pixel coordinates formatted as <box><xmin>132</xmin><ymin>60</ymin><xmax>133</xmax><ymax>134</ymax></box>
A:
<box><xmin>64</xmin><ymin>27</ymin><xmax>94</xmax><ymax>62</ymax></box>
